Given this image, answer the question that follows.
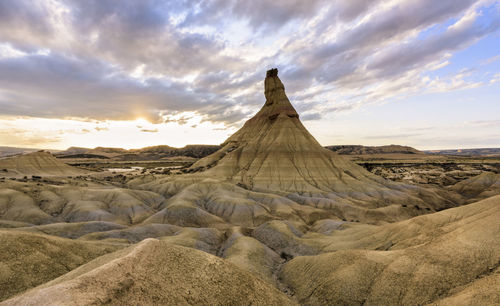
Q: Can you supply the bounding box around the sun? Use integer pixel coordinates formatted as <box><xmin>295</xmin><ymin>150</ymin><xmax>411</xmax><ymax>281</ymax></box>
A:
<box><xmin>134</xmin><ymin>117</ymin><xmax>149</xmax><ymax>125</ymax></box>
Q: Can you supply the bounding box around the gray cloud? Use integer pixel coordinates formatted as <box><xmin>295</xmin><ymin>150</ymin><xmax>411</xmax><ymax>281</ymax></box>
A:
<box><xmin>288</xmin><ymin>0</ymin><xmax>482</xmax><ymax>90</ymax></box>
<box><xmin>468</xmin><ymin>119</ymin><xmax>500</xmax><ymax>127</ymax></box>
<box><xmin>313</xmin><ymin>0</ymin><xmax>477</xmax><ymax>63</ymax></box>
<box><xmin>0</xmin><ymin>53</ymin><xmax>247</xmax><ymax>124</ymax></box>
<box><xmin>368</xmin><ymin>10</ymin><xmax>500</xmax><ymax>76</ymax></box>
<box><xmin>0</xmin><ymin>0</ymin><xmax>498</xmax><ymax>129</ymax></box>
<box><xmin>0</xmin><ymin>0</ymin><xmax>53</xmax><ymax>51</ymax></box>
<box><xmin>181</xmin><ymin>0</ymin><xmax>328</xmax><ymax>30</ymax></box>
<box><xmin>300</xmin><ymin>113</ymin><xmax>322</xmax><ymax>121</ymax></box>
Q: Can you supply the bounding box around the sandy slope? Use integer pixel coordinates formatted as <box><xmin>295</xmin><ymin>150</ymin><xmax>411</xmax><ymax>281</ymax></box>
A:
<box><xmin>0</xmin><ymin>151</ymin><xmax>86</xmax><ymax>177</ymax></box>
<box><xmin>0</xmin><ymin>180</ymin><xmax>165</xmax><ymax>225</ymax></box>
<box><xmin>2</xmin><ymin>239</ymin><xmax>295</xmax><ymax>305</ymax></box>
<box><xmin>0</xmin><ymin>230</ymin><xmax>122</xmax><ymax>301</ymax></box>
<box><xmin>280</xmin><ymin>195</ymin><xmax>500</xmax><ymax>305</ymax></box>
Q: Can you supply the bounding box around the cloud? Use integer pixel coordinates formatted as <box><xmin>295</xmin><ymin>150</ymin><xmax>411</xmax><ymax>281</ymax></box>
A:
<box><xmin>490</xmin><ymin>73</ymin><xmax>500</xmax><ymax>83</ymax></box>
<box><xmin>0</xmin><ymin>0</ymin><xmax>498</xmax><ymax>131</ymax></box>
<box><xmin>140</xmin><ymin>128</ymin><xmax>158</xmax><ymax>133</ymax></box>
<box><xmin>181</xmin><ymin>0</ymin><xmax>328</xmax><ymax>30</ymax></box>
<box><xmin>367</xmin><ymin>8</ymin><xmax>500</xmax><ymax>76</ymax></box>
<box><xmin>0</xmin><ymin>128</ymin><xmax>62</xmax><ymax>147</ymax></box>
<box><xmin>364</xmin><ymin>133</ymin><xmax>423</xmax><ymax>139</ymax></box>
<box><xmin>468</xmin><ymin>119</ymin><xmax>500</xmax><ymax>126</ymax></box>
<box><xmin>0</xmin><ymin>0</ymin><xmax>54</xmax><ymax>51</ymax></box>
<box><xmin>482</xmin><ymin>54</ymin><xmax>500</xmax><ymax>65</ymax></box>
<box><xmin>301</xmin><ymin>113</ymin><xmax>322</xmax><ymax>121</ymax></box>
<box><xmin>0</xmin><ymin>52</ymin><xmax>248</xmax><ymax>124</ymax></box>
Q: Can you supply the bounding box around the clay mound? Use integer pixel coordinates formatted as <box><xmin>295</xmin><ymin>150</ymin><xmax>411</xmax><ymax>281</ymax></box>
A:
<box><xmin>79</xmin><ymin>223</ymin><xmax>181</xmax><ymax>243</ymax></box>
<box><xmin>431</xmin><ymin>268</ymin><xmax>500</xmax><ymax>305</ymax></box>
<box><xmin>136</xmin><ymin>175</ymin><xmax>446</xmax><ymax>226</ymax></box>
<box><xmin>3</xmin><ymin>239</ymin><xmax>295</xmax><ymax>305</ymax></box>
<box><xmin>280</xmin><ymin>195</ymin><xmax>500</xmax><ymax>305</ymax></box>
<box><xmin>158</xmin><ymin>227</ymin><xmax>224</xmax><ymax>255</ymax></box>
<box><xmin>0</xmin><ymin>151</ymin><xmax>86</xmax><ymax>177</ymax></box>
<box><xmin>220</xmin><ymin>227</ymin><xmax>283</xmax><ymax>286</ymax></box>
<box><xmin>0</xmin><ymin>180</ymin><xmax>165</xmax><ymax>225</ymax></box>
<box><xmin>0</xmin><ymin>230</ymin><xmax>121</xmax><ymax>302</ymax></box>
<box><xmin>451</xmin><ymin>172</ymin><xmax>500</xmax><ymax>202</ymax></box>
<box><xmin>11</xmin><ymin>221</ymin><xmax>127</xmax><ymax>239</ymax></box>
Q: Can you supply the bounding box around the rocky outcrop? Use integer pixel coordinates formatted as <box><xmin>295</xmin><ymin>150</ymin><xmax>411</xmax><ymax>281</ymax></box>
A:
<box><xmin>0</xmin><ymin>151</ymin><xmax>86</xmax><ymax>177</ymax></box>
<box><xmin>189</xmin><ymin>69</ymin><xmax>398</xmax><ymax>194</ymax></box>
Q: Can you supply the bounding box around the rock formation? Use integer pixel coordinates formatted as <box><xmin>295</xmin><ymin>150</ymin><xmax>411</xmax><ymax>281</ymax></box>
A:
<box><xmin>189</xmin><ymin>69</ymin><xmax>414</xmax><ymax>195</ymax></box>
<box><xmin>0</xmin><ymin>151</ymin><xmax>86</xmax><ymax>177</ymax></box>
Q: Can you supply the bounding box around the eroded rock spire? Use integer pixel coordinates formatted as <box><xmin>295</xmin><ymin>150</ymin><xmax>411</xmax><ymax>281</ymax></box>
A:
<box><xmin>262</xmin><ymin>68</ymin><xmax>298</xmax><ymax>119</ymax></box>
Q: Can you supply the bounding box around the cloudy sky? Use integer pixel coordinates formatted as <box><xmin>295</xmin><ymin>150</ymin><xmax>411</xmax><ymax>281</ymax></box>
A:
<box><xmin>0</xmin><ymin>0</ymin><xmax>499</xmax><ymax>150</ymax></box>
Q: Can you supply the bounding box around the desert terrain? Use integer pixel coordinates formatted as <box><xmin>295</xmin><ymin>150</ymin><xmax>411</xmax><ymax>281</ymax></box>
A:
<box><xmin>0</xmin><ymin>70</ymin><xmax>499</xmax><ymax>305</ymax></box>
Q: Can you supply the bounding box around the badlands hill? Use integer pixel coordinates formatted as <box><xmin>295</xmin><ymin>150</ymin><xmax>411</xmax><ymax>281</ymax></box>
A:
<box><xmin>2</xmin><ymin>239</ymin><xmax>293</xmax><ymax>305</ymax></box>
<box><xmin>425</xmin><ymin>148</ymin><xmax>500</xmax><ymax>156</ymax></box>
<box><xmin>1</xmin><ymin>173</ymin><xmax>498</xmax><ymax>304</ymax></box>
<box><xmin>326</xmin><ymin>144</ymin><xmax>422</xmax><ymax>155</ymax></box>
<box><xmin>57</xmin><ymin>144</ymin><xmax>424</xmax><ymax>161</ymax></box>
<box><xmin>57</xmin><ymin>145</ymin><xmax>221</xmax><ymax>160</ymax></box>
<box><xmin>0</xmin><ymin>151</ymin><xmax>86</xmax><ymax>177</ymax></box>
<box><xmin>0</xmin><ymin>69</ymin><xmax>499</xmax><ymax>305</ymax></box>
<box><xmin>0</xmin><ymin>230</ymin><xmax>121</xmax><ymax>301</ymax></box>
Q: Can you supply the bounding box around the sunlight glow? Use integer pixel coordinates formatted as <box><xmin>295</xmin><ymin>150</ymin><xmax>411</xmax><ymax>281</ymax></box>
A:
<box><xmin>0</xmin><ymin>116</ymin><xmax>235</xmax><ymax>150</ymax></box>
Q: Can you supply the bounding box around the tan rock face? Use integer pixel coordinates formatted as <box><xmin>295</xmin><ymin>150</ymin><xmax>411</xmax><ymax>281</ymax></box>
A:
<box><xmin>190</xmin><ymin>69</ymin><xmax>395</xmax><ymax>194</ymax></box>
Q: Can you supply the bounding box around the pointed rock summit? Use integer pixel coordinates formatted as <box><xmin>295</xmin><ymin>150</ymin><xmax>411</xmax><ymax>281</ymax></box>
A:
<box><xmin>190</xmin><ymin>68</ymin><xmax>390</xmax><ymax>194</ymax></box>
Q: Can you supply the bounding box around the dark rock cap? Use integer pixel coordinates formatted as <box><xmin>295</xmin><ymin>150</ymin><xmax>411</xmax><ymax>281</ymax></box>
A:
<box><xmin>266</xmin><ymin>68</ymin><xmax>278</xmax><ymax>78</ymax></box>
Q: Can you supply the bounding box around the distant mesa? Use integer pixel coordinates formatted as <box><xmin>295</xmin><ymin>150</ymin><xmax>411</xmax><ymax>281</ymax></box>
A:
<box><xmin>55</xmin><ymin>145</ymin><xmax>221</xmax><ymax>160</ymax></box>
<box><xmin>56</xmin><ymin>144</ymin><xmax>424</xmax><ymax>160</ymax></box>
<box><xmin>326</xmin><ymin>145</ymin><xmax>423</xmax><ymax>155</ymax></box>
<box><xmin>424</xmin><ymin>148</ymin><xmax>500</xmax><ymax>156</ymax></box>
<box><xmin>0</xmin><ymin>151</ymin><xmax>86</xmax><ymax>177</ymax></box>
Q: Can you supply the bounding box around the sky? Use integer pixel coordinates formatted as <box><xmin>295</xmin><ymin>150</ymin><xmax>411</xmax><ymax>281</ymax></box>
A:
<box><xmin>0</xmin><ymin>0</ymin><xmax>499</xmax><ymax>150</ymax></box>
